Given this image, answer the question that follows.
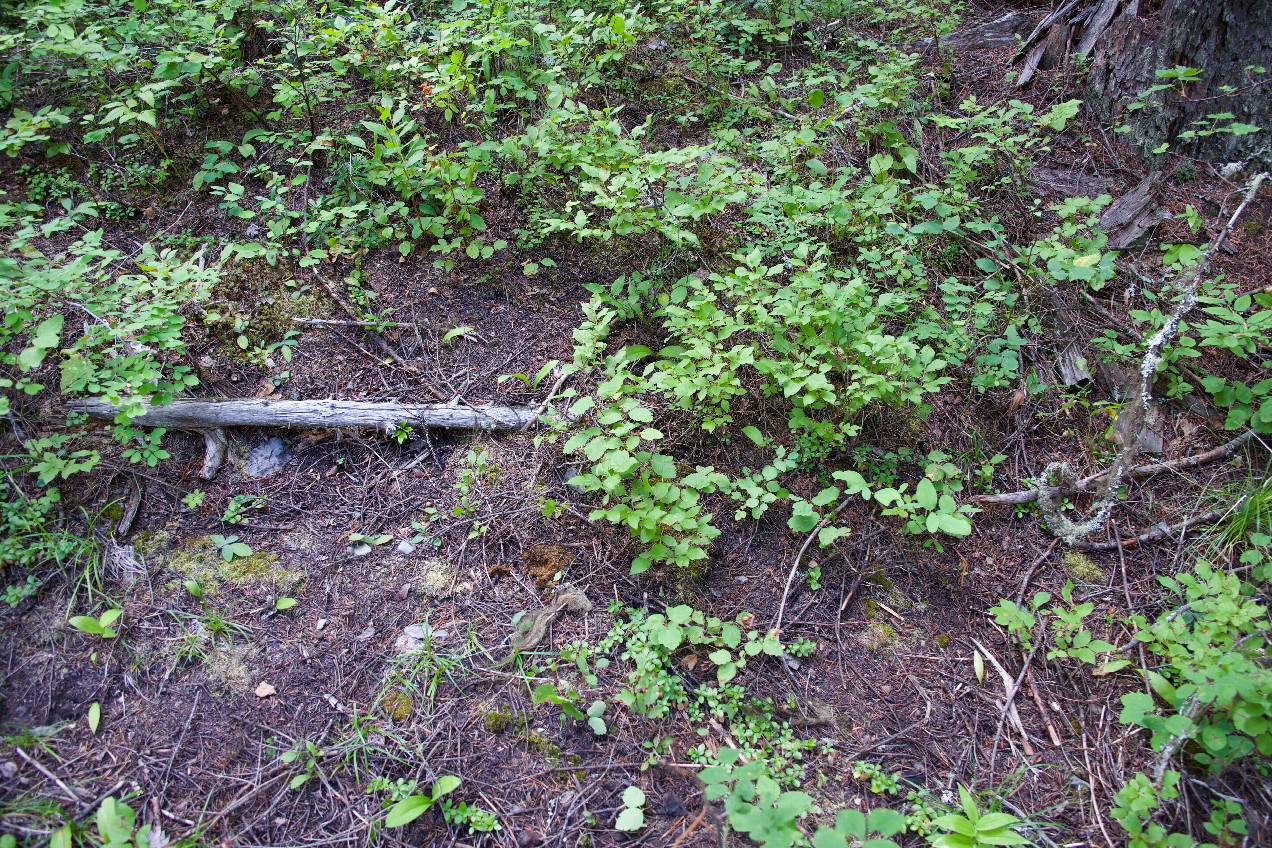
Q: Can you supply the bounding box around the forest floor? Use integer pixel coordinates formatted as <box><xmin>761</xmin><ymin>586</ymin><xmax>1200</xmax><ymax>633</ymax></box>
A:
<box><xmin>2</xmin><ymin>2</ymin><xmax>1271</xmax><ymax>848</ymax></box>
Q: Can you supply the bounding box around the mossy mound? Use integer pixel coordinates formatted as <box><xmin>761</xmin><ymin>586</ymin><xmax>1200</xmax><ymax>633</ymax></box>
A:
<box><xmin>380</xmin><ymin>689</ymin><xmax>414</xmax><ymax>723</ymax></box>
<box><xmin>1063</xmin><ymin>551</ymin><xmax>1105</xmax><ymax>584</ymax></box>
<box><xmin>163</xmin><ymin>535</ymin><xmax>297</xmax><ymax>594</ymax></box>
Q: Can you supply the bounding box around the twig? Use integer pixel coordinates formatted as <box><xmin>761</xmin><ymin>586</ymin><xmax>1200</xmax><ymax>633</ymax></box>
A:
<box><xmin>158</xmin><ymin>690</ymin><xmax>200</xmax><ymax>797</ymax></box>
<box><xmin>16</xmin><ymin>747</ymin><xmax>83</xmax><ymax>807</ymax></box>
<box><xmin>519</xmin><ymin>368</ymin><xmax>570</xmax><ymax>432</ymax></box>
<box><xmin>1014</xmin><ymin>540</ymin><xmax>1059</xmax><ymax>606</ymax></box>
<box><xmin>1077</xmin><ymin>507</ymin><xmax>1229</xmax><ymax>551</ymax></box>
<box><xmin>292</xmin><ymin>317</ymin><xmax>419</xmax><ymax>329</ymax></box>
<box><xmin>680</xmin><ymin>74</ymin><xmax>799</xmax><ymax>122</ymax></box>
<box><xmin>1024</xmin><ymin>669</ymin><xmax>1062</xmax><ymax>747</ymax></box>
<box><xmin>974</xmin><ymin>639</ymin><xmax>1037</xmax><ymax>783</ymax></box>
<box><xmin>773</xmin><ymin>500</ymin><xmax>853</xmax><ymax>634</ymax></box>
<box><xmin>312</xmin><ymin>270</ymin><xmax>413</xmax><ymax>369</ymax></box>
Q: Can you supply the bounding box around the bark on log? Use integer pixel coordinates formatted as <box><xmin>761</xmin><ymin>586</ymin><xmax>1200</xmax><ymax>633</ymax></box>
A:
<box><xmin>78</xmin><ymin>398</ymin><xmax>547</xmax><ymax>432</ymax></box>
<box><xmin>1086</xmin><ymin>0</ymin><xmax>1272</xmax><ymax>161</ymax></box>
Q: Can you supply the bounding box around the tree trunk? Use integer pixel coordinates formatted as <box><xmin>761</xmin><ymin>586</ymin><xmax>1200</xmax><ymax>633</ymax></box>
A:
<box><xmin>1085</xmin><ymin>0</ymin><xmax>1272</xmax><ymax>161</ymax></box>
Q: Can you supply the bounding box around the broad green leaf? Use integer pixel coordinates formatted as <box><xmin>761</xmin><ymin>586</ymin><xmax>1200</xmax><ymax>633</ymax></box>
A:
<box><xmin>385</xmin><ymin>795</ymin><xmax>433</xmax><ymax>827</ymax></box>
<box><xmin>614</xmin><ymin>806</ymin><xmax>644</xmax><ymax>831</ymax></box>
<box><xmin>650</xmin><ymin>454</ymin><xmax>677</xmax><ymax>479</ymax></box>
<box><xmin>433</xmin><ymin>775</ymin><xmax>461</xmax><ymax>798</ymax></box>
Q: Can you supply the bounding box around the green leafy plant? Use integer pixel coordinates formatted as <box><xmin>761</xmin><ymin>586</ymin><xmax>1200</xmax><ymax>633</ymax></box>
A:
<box><xmin>614</xmin><ymin>785</ymin><xmax>646</xmax><ymax>832</ymax></box>
<box><xmin>93</xmin><ymin>797</ymin><xmax>156</xmax><ymax>848</ymax></box>
<box><xmin>929</xmin><ymin>784</ymin><xmax>1028</xmax><ymax>848</ymax></box>
<box><xmin>209</xmin><ymin>534</ymin><xmax>252</xmax><ymax>562</ymax></box>
<box><xmin>384</xmin><ymin>775</ymin><xmax>462</xmax><ymax>827</ymax></box>
<box><xmin>69</xmin><ymin>606</ymin><xmax>122</xmax><ymax>639</ymax></box>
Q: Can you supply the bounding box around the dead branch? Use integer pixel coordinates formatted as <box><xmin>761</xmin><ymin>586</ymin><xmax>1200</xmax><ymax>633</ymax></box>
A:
<box><xmin>972</xmin><ymin>429</ymin><xmax>1258</xmax><ymax>507</ymax></box>
<box><xmin>1077</xmin><ymin>507</ymin><xmax>1230</xmax><ymax>551</ymax></box>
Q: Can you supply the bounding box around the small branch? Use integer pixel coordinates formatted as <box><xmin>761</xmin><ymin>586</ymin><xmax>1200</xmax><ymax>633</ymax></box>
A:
<box><xmin>774</xmin><ymin>500</ymin><xmax>852</xmax><ymax>634</ymax></box>
<box><xmin>313</xmin><ymin>270</ymin><xmax>414</xmax><ymax>369</ymax></box>
<box><xmin>519</xmin><ymin>368</ymin><xmax>571</xmax><ymax>432</ymax></box>
<box><xmin>972</xmin><ymin>429</ymin><xmax>1257</xmax><ymax>507</ymax></box>
<box><xmin>292</xmin><ymin>317</ymin><xmax>419</xmax><ymax>329</ymax></box>
<box><xmin>1078</xmin><ymin>506</ymin><xmax>1232</xmax><ymax>551</ymax></box>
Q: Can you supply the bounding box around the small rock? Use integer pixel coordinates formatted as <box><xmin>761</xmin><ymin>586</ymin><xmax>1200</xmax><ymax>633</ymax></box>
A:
<box><xmin>395</xmin><ymin>583</ymin><xmax>410</xmax><ymax>600</ymax></box>
<box><xmin>396</xmin><ymin>623</ymin><xmax>450</xmax><ymax>654</ymax></box>
<box><xmin>254</xmin><ymin>681</ymin><xmax>277</xmax><ymax>698</ymax></box>
<box><xmin>315</xmin><ymin>618</ymin><xmax>328</xmax><ymax>631</ymax></box>
<box><xmin>247</xmin><ymin>437</ymin><xmax>292</xmax><ymax>478</ymax></box>
<box><xmin>403</xmin><ymin>623</ymin><xmax>433</xmax><ymax>640</ymax></box>
<box><xmin>782</xmin><ymin>653</ymin><xmax>801</xmax><ymax>672</ymax></box>
<box><xmin>733</xmin><ymin>576</ymin><xmax>748</xmax><ymax>583</ymax></box>
<box><xmin>357</xmin><ymin>625</ymin><xmax>377</xmax><ymax>641</ymax></box>
<box><xmin>0</xmin><ymin>761</ymin><xmax>16</xmax><ymax>779</ymax></box>
<box><xmin>396</xmin><ymin>540</ymin><xmax>416</xmax><ymax>555</ymax></box>
<box><xmin>517</xmin><ymin>831</ymin><xmax>543</xmax><ymax>847</ymax></box>
<box><xmin>349</xmin><ymin>543</ymin><xmax>373</xmax><ymax>557</ymax></box>
<box><xmin>427</xmin><ymin>286</ymin><xmax>439</xmax><ymax>295</ymax></box>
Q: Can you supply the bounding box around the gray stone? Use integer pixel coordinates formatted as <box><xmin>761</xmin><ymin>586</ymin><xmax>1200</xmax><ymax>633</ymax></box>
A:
<box><xmin>396</xmin><ymin>540</ymin><xmax>416</xmax><ymax>555</ymax></box>
<box><xmin>246</xmin><ymin>437</ymin><xmax>291</xmax><ymax>478</ymax></box>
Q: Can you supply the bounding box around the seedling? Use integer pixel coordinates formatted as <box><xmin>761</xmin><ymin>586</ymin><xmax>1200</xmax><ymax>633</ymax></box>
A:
<box><xmin>69</xmin><ymin>607</ymin><xmax>122</xmax><ymax>638</ymax></box>
<box><xmin>210</xmin><ymin>534</ymin><xmax>252</xmax><ymax>562</ymax></box>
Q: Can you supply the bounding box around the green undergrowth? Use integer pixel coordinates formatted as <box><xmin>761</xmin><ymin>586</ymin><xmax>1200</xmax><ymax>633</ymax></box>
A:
<box><xmin>3</xmin><ymin>0</ymin><xmax>1272</xmax><ymax>845</ymax></box>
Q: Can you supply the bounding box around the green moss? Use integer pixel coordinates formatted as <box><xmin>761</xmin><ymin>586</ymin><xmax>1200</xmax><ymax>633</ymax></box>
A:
<box><xmin>864</xmin><ymin>599</ymin><xmax>878</xmax><ymax>620</ymax></box>
<box><xmin>381</xmin><ymin>689</ymin><xmax>414</xmax><ymax>723</ymax></box>
<box><xmin>102</xmin><ymin>503</ymin><xmax>124</xmax><ymax>522</ymax></box>
<box><xmin>858</xmin><ymin>620</ymin><xmax>897</xmax><ymax>652</ymax></box>
<box><xmin>162</xmin><ymin>535</ymin><xmax>297</xmax><ymax>594</ymax></box>
<box><xmin>483</xmin><ymin>707</ymin><xmax>513</xmax><ymax>733</ymax></box>
<box><xmin>526</xmin><ymin>728</ymin><xmax>560</xmax><ymax>757</ymax></box>
<box><xmin>133</xmin><ymin>529</ymin><xmax>170</xmax><ymax>559</ymax></box>
<box><xmin>934</xmin><ymin>634</ymin><xmax>950</xmax><ymax>649</ymax></box>
<box><xmin>1245</xmin><ymin>220</ymin><xmax>1264</xmax><ymax>236</ymax></box>
<box><xmin>1063</xmin><ymin>551</ymin><xmax>1105</xmax><ymax>584</ymax></box>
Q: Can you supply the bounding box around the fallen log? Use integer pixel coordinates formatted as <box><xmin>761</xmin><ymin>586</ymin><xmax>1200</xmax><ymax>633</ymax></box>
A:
<box><xmin>78</xmin><ymin>398</ymin><xmax>546</xmax><ymax>432</ymax></box>
<box><xmin>78</xmin><ymin>397</ymin><xmax>557</xmax><ymax>479</ymax></box>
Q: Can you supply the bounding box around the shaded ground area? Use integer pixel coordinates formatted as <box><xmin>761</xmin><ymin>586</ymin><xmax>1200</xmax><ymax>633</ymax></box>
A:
<box><xmin>3</xmin><ymin>2</ymin><xmax>1272</xmax><ymax>847</ymax></box>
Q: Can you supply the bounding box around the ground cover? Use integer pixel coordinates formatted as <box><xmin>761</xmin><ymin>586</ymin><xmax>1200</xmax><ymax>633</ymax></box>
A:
<box><xmin>1</xmin><ymin>1</ymin><xmax>1270</xmax><ymax>847</ymax></box>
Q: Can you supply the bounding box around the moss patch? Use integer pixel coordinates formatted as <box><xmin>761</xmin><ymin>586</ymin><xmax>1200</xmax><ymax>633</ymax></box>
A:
<box><xmin>857</xmin><ymin>620</ymin><xmax>897</xmax><ymax>652</ymax></box>
<box><xmin>934</xmin><ymin>634</ymin><xmax>951</xmax><ymax>649</ymax></box>
<box><xmin>412</xmin><ymin>557</ymin><xmax>471</xmax><ymax>598</ymax></box>
<box><xmin>162</xmin><ymin>535</ymin><xmax>297</xmax><ymax>594</ymax></box>
<box><xmin>483</xmin><ymin>706</ymin><xmax>513</xmax><ymax>733</ymax></box>
<box><xmin>380</xmin><ymin>689</ymin><xmax>414</xmax><ymax>723</ymax></box>
<box><xmin>204</xmin><ymin>641</ymin><xmax>257</xmax><ymax>691</ymax></box>
<box><xmin>1063</xmin><ymin>551</ymin><xmax>1105</xmax><ymax>584</ymax></box>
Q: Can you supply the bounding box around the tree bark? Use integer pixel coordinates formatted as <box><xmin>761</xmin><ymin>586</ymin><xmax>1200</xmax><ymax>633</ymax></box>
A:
<box><xmin>77</xmin><ymin>398</ymin><xmax>546</xmax><ymax>432</ymax></box>
<box><xmin>1085</xmin><ymin>0</ymin><xmax>1272</xmax><ymax>161</ymax></box>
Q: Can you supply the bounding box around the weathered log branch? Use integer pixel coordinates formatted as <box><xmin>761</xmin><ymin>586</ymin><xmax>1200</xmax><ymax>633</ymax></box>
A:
<box><xmin>78</xmin><ymin>398</ymin><xmax>546</xmax><ymax>432</ymax></box>
<box><xmin>971</xmin><ymin>429</ymin><xmax>1258</xmax><ymax>507</ymax></box>
<box><xmin>77</xmin><ymin>397</ymin><xmax>560</xmax><ymax>479</ymax></box>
